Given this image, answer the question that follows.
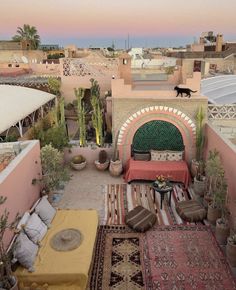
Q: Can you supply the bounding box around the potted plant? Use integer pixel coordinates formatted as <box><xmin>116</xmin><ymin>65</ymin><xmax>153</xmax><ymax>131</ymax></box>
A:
<box><xmin>191</xmin><ymin>106</ymin><xmax>205</xmax><ymax>178</ymax></box>
<box><xmin>0</xmin><ymin>196</ymin><xmax>18</xmax><ymax>290</ymax></box>
<box><xmin>94</xmin><ymin>150</ymin><xmax>109</xmax><ymax>171</ymax></box>
<box><xmin>226</xmin><ymin>233</ymin><xmax>236</xmax><ymax>267</ymax></box>
<box><xmin>216</xmin><ymin>215</ymin><xmax>230</xmax><ymax>245</ymax></box>
<box><xmin>193</xmin><ymin>160</ymin><xmax>207</xmax><ymax>196</ymax></box>
<box><xmin>109</xmin><ymin>130</ymin><xmax>123</xmax><ymax>176</ymax></box>
<box><xmin>205</xmin><ymin>150</ymin><xmax>226</xmax><ymax>224</ymax></box>
<box><xmin>33</xmin><ymin>144</ymin><xmax>69</xmax><ymax>202</ymax></box>
<box><xmin>70</xmin><ymin>155</ymin><xmax>86</xmax><ymax>170</ymax></box>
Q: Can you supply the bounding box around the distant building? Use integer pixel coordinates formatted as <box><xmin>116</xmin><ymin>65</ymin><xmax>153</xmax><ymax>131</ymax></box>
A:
<box><xmin>38</xmin><ymin>44</ymin><xmax>60</xmax><ymax>51</ymax></box>
<box><xmin>0</xmin><ymin>40</ymin><xmax>31</xmax><ymax>50</ymax></box>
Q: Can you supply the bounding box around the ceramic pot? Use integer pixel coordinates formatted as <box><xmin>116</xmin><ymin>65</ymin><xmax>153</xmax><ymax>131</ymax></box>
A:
<box><xmin>193</xmin><ymin>176</ymin><xmax>207</xmax><ymax>196</ymax></box>
<box><xmin>71</xmin><ymin>161</ymin><xmax>86</xmax><ymax>170</ymax></box>
<box><xmin>215</xmin><ymin>219</ymin><xmax>230</xmax><ymax>245</ymax></box>
<box><xmin>207</xmin><ymin>204</ymin><xmax>221</xmax><ymax>224</ymax></box>
<box><xmin>94</xmin><ymin>160</ymin><xmax>109</xmax><ymax>171</ymax></box>
<box><xmin>226</xmin><ymin>240</ymin><xmax>236</xmax><ymax>267</ymax></box>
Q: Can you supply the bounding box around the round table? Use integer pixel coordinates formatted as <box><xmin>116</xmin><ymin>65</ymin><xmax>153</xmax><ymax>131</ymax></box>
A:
<box><xmin>152</xmin><ymin>182</ymin><xmax>173</xmax><ymax>209</ymax></box>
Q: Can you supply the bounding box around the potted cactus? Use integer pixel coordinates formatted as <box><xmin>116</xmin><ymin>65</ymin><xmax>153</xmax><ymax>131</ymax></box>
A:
<box><xmin>71</xmin><ymin>155</ymin><xmax>86</xmax><ymax>170</ymax></box>
<box><xmin>109</xmin><ymin>130</ymin><xmax>123</xmax><ymax>176</ymax></box>
<box><xmin>94</xmin><ymin>150</ymin><xmax>109</xmax><ymax>171</ymax></box>
<box><xmin>226</xmin><ymin>234</ymin><xmax>236</xmax><ymax>267</ymax></box>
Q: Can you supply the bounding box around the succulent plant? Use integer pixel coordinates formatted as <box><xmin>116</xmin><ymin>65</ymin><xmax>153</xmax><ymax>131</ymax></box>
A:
<box><xmin>72</xmin><ymin>155</ymin><xmax>86</xmax><ymax>164</ymax></box>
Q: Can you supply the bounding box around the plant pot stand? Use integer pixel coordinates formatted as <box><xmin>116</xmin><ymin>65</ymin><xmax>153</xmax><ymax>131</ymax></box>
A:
<box><xmin>226</xmin><ymin>241</ymin><xmax>236</xmax><ymax>267</ymax></box>
<box><xmin>193</xmin><ymin>177</ymin><xmax>206</xmax><ymax>197</ymax></box>
<box><xmin>207</xmin><ymin>205</ymin><xmax>221</xmax><ymax>225</ymax></box>
<box><xmin>109</xmin><ymin>160</ymin><xmax>123</xmax><ymax>176</ymax></box>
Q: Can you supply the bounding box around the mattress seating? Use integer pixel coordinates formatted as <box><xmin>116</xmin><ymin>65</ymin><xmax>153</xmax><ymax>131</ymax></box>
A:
<box><xmin>12</xmin><ymin>197</ymin><xmax>98</xmax><ymax>290</ymax></box>
<box><xmin>124</xmin><ymin>158</ymin><xmax>190</xmax><ymax>188</ymax></box>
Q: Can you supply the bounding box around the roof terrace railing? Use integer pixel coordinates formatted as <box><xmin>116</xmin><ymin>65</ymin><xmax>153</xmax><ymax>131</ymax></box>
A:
<box><xmin>208</xmin><ymin>104</ymin><xmax>236</xmax><ymax>119</ymax></box>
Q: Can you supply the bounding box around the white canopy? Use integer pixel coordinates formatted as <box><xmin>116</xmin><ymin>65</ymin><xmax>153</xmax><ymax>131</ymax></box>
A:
<box><xmin>201</xmin><ymin>75</ymin><xmax>236</xmax><ymax>104</ymax></box>
<box><xmin>0</xmin><ymin>85</ymin><xmax>56</xmax><ymax>134</ymax></box>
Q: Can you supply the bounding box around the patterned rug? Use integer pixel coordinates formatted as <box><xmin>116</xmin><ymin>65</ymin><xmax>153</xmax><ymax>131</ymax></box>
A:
<box><xmin>144</xmin><ymin>225</ymin><xmax>236</xmax><ymax>290</ymax></box>
<box><xmin>89</xmin><ymin>225</ymin><xmax>146</xmax><ymax>290</ymax></box>
<box><xmin>102</xmin><ymin>183</ymin><xmax>193</xmax><ymax>225</ymax></box>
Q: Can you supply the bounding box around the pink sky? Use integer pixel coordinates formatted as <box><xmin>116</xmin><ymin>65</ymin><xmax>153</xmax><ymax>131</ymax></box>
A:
<box><xmin>1</xmin><ymin>0</ymin><xmax>236</xmax><ymax>46</ymax></box>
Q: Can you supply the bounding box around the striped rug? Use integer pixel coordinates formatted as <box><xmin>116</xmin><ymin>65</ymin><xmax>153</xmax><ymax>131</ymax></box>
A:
<box><xmin>102</xmin><ymin>183</ymin><xmax>194</xmax><ymax>226</ymax></box>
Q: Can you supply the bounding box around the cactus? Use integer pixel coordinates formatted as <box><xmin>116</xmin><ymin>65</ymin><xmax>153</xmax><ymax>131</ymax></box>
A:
<box><xmin>195</xmin><ymin>106</ymin><xmax>205</xmax><ymax>161</ymax></box>
<box><xmin>112</xmin><ymin>130</ymin><xmax>120</xmax><ymax>161</ymax></box>
<box><xmin>74</xmin><ymin>88</ymin><xmax>86</xmax><ymax>147</ymax></box>
<box><xmin>99</xmin><ymin>150</ymin><xmax>107</xmax><ymax>164</ymax></box>
<box><xmin>90</xmin><ymin>79</ymin><xmax>104</xmax><ymax>146</ymax></box>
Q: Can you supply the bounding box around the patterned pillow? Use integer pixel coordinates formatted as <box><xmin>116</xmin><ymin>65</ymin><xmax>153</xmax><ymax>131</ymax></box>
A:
<box><xmin>24</xmin><ymin>213</ymin><xmax>47</xmax><ymax>244</ymax></box>
<box><xmin>133</xmin><ymin>152</ymin><xmax>151</xmax><ymax>161</ymax></box>
<box><xmin>151</xmin><ymin>150</ymin><xmax>167</xmax><ymax>161</ymax></box>
<box><xmin>166</xmin><ymin>151</ymin><xmax>184</xmax><ymax>161</ymax></box>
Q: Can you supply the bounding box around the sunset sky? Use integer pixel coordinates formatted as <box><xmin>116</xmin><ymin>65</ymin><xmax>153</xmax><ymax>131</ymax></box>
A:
<box><xmin>1</xmin><ymin>0</ymin><xmax>236</xmax><ymax>48</ymax></box>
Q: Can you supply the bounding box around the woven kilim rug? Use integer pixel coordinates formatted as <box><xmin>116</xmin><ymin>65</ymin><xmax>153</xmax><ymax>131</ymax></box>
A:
<box><xmin>102</xmin><ymin>183</ymin><xmax>193</xmax><ymax>225</ymax></box>
<box><xmin>89</xmin><ymin>225</ymin><xmax>146</xmax><ymax>290</ymax></box>
<box><xmin>144</xmin><ymin>225</ymin><xmax>236</xmax><ymax>290</ymax></box>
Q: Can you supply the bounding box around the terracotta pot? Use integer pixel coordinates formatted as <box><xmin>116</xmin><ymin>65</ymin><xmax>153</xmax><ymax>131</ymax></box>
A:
<box><xmin>109</xmin><ymin>160</ymin><xmax>123</xmax><ymax>176</ymax></box>
<box><xmin>193</xmin><ymin>176</ymin><xmax>207</xmax><ymax>197</ymax></box>
<box><xmin>71</xmin><ymin>161</ymin><xmax>86</xmax><ymax>170</ymax></box>
<box><xmin>94</xmin><ymin>160</ymin><xmax>109</xmax><ymax>171</ymax></box>
<box><xmin>207</xmin><ymin>204</ymin><xmax>221</xmax><ymax>224</ymax></box>
<box><xmin>215</xmin><ymin>219</ymin><xmax>230</xmax><ymax>245</ymax></box>
<box><xmin>226</xmin><ymin>240</ymin><xmax>236</xmax><ymax>267</ymax></box>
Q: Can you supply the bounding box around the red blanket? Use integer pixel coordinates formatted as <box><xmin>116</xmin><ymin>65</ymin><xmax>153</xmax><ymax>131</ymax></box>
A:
<box><xmin>124</xmin><ymin>159</ymin><xmax>190</xmax><ymax>188</ymax></box>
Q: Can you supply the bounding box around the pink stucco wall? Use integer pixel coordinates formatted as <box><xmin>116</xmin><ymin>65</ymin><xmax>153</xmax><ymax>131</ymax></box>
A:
<box><xmin>205</xmin><ymin>123</ymin><xmax>236</xmax><ymax>227</ymax></box>
<box><xmin>0</xmin><ymin>140</ymin><xmax>41</xmax><ymax>246</ymax></box>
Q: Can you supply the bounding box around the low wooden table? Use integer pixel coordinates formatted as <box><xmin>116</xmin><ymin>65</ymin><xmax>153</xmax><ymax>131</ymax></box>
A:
<box><xmin>152</xmin><ymin>182</ymin><xmax>173</xmax><ymax>209</ymax></box>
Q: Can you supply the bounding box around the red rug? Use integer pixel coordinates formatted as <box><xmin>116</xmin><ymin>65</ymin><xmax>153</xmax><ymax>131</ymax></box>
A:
<box><xmin>103</xmin><ymin>183</ymin><xmax>193</xmax><ymax>225</ymax></box>
<box><xmin>143</xmin><ymin>225</ymin><xmax>236</xmax><ymax>290</ymax></box>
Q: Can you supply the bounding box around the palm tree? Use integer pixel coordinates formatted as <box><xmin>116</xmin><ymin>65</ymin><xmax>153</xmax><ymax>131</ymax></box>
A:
<box><xmin>12</xmin><ymin>24</ymin><xmax>40</xmax><ymax>49</ymax></box>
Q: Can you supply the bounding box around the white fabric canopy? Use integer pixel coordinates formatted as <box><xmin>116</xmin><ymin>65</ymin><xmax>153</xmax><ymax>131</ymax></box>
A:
<box><xmin>0</xmin><ymin>85</ymin><xmax>55</xmax><ymax>134</ymax></box>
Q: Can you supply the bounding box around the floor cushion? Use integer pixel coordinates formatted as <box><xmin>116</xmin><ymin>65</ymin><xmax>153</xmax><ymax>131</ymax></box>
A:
<box><xmin>176</xmin><ymin>200</ymin><xmax>207</xmax><ymax>222</ymax></box>
<box><xmin>125</xmin><ymin>205</ymin><xmax>157</xmax><ymax>232</ymax></box>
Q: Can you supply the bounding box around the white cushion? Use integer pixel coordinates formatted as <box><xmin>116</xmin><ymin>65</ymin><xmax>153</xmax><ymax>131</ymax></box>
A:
<box><xmin>17</xmin><ymin>212</ymin><xmax>30</xmax><ymax>230</ymax></box>
<box><xmin>166</xmin><ymin>151</ymin><xmax>184</xmax><ymax>161</ymax></box>
<box><xmin>24</xmin><ymin>213</ymin><xmax>47</xmax><ymax>244</ymax></box>
<box><xmin>14</xmin><ymin>232</ymin><xmax>38</xmax><ymax>272</ymax></box>
<box><xmin>151</xmin><ymin>150</ymin><xmax>167</xmax><ymax>161</ymax></box>
<box><xmin>35</xmin><ymin>196</ymin><xmax>56</xmax><ymax>226</ymax></box>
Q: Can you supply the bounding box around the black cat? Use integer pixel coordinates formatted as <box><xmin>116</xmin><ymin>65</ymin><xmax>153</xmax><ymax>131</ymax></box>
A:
<box><xmin>174</xmin><ymin>86</ymin><xmax>197</xmax><ymax>98</ymax></box>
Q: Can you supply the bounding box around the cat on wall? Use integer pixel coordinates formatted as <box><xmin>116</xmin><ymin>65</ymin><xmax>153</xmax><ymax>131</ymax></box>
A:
<box><xmin>174</xmin><ymin>86</ymin><xmax>197</xmax><ymax>98</ymax></box>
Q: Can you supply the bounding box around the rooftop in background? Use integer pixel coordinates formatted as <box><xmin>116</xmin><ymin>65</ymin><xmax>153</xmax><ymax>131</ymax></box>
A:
<box><xmin>201</xmin><ymin>75</ymin><xmax>236</xmax><ymax>104</ymax></box>
<box><xmin>0</xmin><ymin>85</ymin><xmax>56</xmax><ymax>134</ymax></box>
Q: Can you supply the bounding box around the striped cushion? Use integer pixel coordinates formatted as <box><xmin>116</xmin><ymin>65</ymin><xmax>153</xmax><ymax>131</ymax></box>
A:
<box><xmin>125</xmin><ymin>205</ymin><xmax>157</xmax><ymax>232</ymax></box>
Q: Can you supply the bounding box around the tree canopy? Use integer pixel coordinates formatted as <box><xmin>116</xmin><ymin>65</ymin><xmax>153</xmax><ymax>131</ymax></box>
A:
<box><xmin>12</xmin><ymin>24</ymin><xmax>40</xmax><ymax>49</ymax></box>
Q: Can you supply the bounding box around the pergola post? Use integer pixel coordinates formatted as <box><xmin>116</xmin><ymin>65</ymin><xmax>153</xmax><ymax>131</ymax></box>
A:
<box><xmin>18</xmin><ymin>121</ymin><xmax>23</xmax><ymax>137</ymax></box>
